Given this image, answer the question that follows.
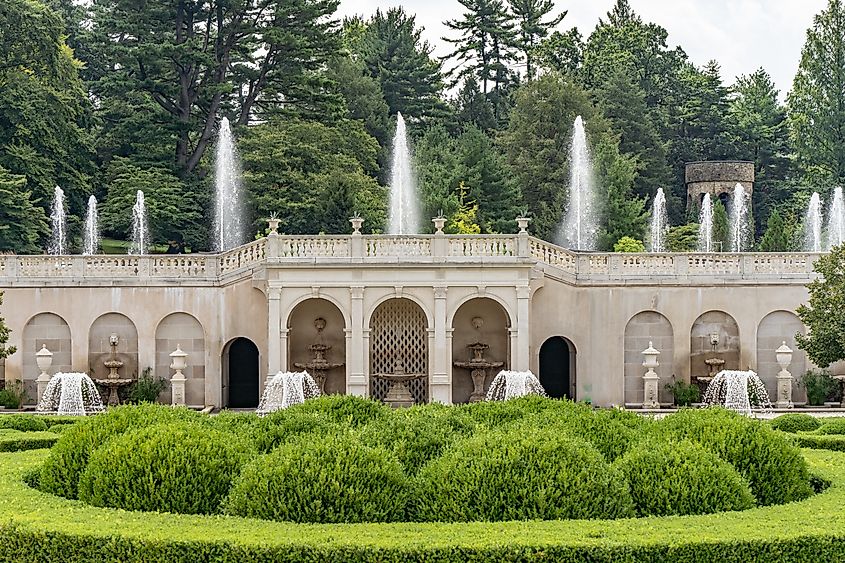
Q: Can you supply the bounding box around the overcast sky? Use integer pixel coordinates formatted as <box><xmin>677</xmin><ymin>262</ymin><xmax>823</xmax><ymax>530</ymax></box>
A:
<box><xmin>337</xmin><ymin>0</ymin><xmax>826</xmax><ymax>99</ymax></box>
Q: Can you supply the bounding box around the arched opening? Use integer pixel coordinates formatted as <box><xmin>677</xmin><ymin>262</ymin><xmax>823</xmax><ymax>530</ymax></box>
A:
<box><xmin>539</xmin><ymin>336</ymin><xmax>575</xmax><ymax>399</ymax></box>
<box><xmin>624</xmin><ymin>311</ymin><xmax>674</xmax><ymax>406</ymax></box>
<box><xmin>287</xmin><ymin>298</ymin><xmax>346</xmax><ymax>395</ymax></box>
<box><xmin>155</xmin><ymin>313</ymin><xmax>205</xmax><ymax>406</ymax></box>
<box><xmin>223</xmin><ymin>338</ymin><xmax>259</xmax><ymax>408</ymax></box>
<box><xmin>89</xmin><ymin>313</ymin><xmax>139</xmax><ymax>380</ymax></box>
<box><xmin>451</xmin><ymin>297</ymin><xmax>511</xmax><ymax>403</ymax></box>
<box><xmin>369</xmin><ymin>298</ymin><xmax>429</xmax><ymax>405</ymax></box>
<box><xmin>757</xmin><ymin>311</ymin><xmax>807</xmax><ymax>403</ymax></box>
<box><xmin>690</xmin><ymin>310</ymin><xmax>740</xmax><ymax>379</ymax></box>
<box><xmin>22</xmin><ymin>313</ymin><xmax>72</xmax><ymax>405</ymax></box>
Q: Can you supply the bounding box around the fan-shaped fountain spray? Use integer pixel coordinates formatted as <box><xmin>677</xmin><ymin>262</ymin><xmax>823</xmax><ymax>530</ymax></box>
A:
<box><xmin>702</xmin><ymin>369</ymin><xmax>772</xmax><ymax>416</ymax></box>
<box><xmin>256</xmin><ymin>371</ymin><xmax>321</xmax><ymax>415</ymax></box>
<box><xmin>387</xmin><ymin>113</ymin><xmax>420</xmax><ymax>235</ymax></box>
<box><xmin>729</xmin><ymin>184</ymin><xmax>751</xmax><ymax>252</ymax></box>
<box><xmin>485</xmin><ymin>370</ymin><xmax>547</xmax><ymax>401</ymax></box>
<box><xmin>82</xmin><ymin>195</ymin><xmax>100</xmax><ymax>255</ymax></box>
<box><xmin>698</xmin><ymin>194</ymin><xmax>714</xmax><ymax>252</ymax></box>
<box><xmin>130</xmin><ymin>190</ymin><xmax>149</xmax><ymax>255</ymax></box>
<box><xmin>213</xmin><ymin>117</ymin><xmax>244</xmax><ymax>251</ymax></box>
<box><xmin>560</xmin><ymin>116</ymin><xmax>598</xmax><ymax>250</ymax></box>
<box><xmin>649</xmin><ymin>188</ymin><xmax>668</xmax><ymax>252</ymax></box>
<box><xmin>48</xmin><ymin>186</ymin><xmax>67</xmax><ymax>255</ymax></box>
<box><xmin>37</xmin><ymin>373</ymin><xmax>104</xmax><ymax>415</ymax></box>
<box><xmin>827</xmin><ymin>187</ymin><xmax>845</xmax><ymax>250</ymax></box>
<box><xmin>805</xmin><ymin>192</ymin><xmax>823</xmax><ymax>252</ymax></box>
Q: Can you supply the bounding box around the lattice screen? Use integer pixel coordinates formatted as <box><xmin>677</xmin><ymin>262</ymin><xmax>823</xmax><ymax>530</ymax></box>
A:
<box><xmin>370</xmin><ymin>298</ymin><xmax>428</xmax><ymax>403</ymax></box>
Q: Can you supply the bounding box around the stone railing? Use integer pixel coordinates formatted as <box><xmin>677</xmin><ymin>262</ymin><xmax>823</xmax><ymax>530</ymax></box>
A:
<box><xmin>0</xmin><ymin>234</ymin><xmax>822</xmax><ymax>285</ymax></box>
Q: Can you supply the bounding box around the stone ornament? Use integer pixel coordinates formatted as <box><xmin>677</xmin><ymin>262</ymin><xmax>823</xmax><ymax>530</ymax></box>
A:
<box><xmin>642</xmin><ymin>341</ymin><xmax>660</xmax><ymax>409</ymax></box>
<box><xmin>35</xmin><ymin>344</ymin><xmax>54</xmax><ymax>402</ymax></box>
<box><xmin>169</xmin><ymin>344</ymin><xmax>189</xmax><ymax>407</ymax></box>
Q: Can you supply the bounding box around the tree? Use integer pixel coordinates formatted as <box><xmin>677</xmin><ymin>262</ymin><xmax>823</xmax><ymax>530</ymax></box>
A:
<box><xmin>797</xmin><ymin>245</ymin><xmax>845</xmax><ymax>367</ymax></box>
<box><xmin>453</xmin><ymin>77</ymin><xmax>497</xmax><ymax>133</ymax></box>
<box><xmin>788</xmin><ymin>0</ymin><xmax>845</xmax><ymax>186</ymax></box>
<box><xmin>327</xmin><ymin>56</ymin><xmax>391</xmax><ymax>147</ymax></box>
<box><xmin>0</xmin><ymin>292</ymin><xmax>16</xmax><ymax>362</ymax></box>
<box><xmin>507</xmin><ymin>0</ymin><xmax>566</xmax><ymax>81</ymax></box>
<box><xmin>667</xmin><ymin>224</ymin><xmax>699</xmax><ymax>252</ymax></box>
<box><xmin>534</xmin><ymin>28</ymin><xmax>583</xmax><ymax>76</ymax></box>
<box><xmin>712</xmin><ymin>200</ymin><xmax>730</xmax><ymax>252</ymax></box>
<box><xmin>594</xmin><ymin>137</ymin><xmax>648</xmax><ymax>250</ymax></box>
<box><xmin>613</xmin><ymin>236</ymin><xmax>645</xmax><ymax>252</ymax></box>
<box><xmin>0</xmin><ymin>167</ymin><xmax>49</xmax><ymax>254</ymax></box>
<box><xmin>758</xmin><ymin>208</ymin><xmax>795</xmax><ymax>251</ymax></box>
<box><xmin>447</xmin><ymin>183</ymin><xmax>482</xmax><ymax>234</ymax></box>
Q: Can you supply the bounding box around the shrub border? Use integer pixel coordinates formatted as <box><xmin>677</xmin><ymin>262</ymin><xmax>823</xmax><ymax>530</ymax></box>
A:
<box><xmin>1</xmin><ymin>449</ymin><xmax>845</xmax><ymax>561</ymax></box>
<box><xmin>0</xmin><ymin>431</ymin><xmax>60</xmax><ymax>453</ymax></box>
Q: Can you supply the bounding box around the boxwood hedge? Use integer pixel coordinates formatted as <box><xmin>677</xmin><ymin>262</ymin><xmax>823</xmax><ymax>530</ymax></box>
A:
<box><xmin>0</xmin><ymin>430</ymin><xmax>60</xmax><ymax>452</ymax></box>
<box><xmin>770</xmin><ymin>413</ymin><xmax>822</xmax><ymax>433</ymax></box>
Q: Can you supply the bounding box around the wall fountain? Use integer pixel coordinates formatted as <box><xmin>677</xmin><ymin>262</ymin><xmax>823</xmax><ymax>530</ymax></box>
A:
<box><xmin>374</xmin><ymin>361</ymin><xmax>426</xmax><ymax>408</ymax></box>
<box><xmin>293</xmin><ymin>318</ymin><xmax>344</xmax><ymax>394</ymax></box>
<box><xmin>93</xmin><ymin>334</ymin><xmax>132</xmax><ymax>407</ymax></box>
<box><xmin>454</xmin><ymin>339</ymin><xmax>504</xmax><ymax>403</ymax></box>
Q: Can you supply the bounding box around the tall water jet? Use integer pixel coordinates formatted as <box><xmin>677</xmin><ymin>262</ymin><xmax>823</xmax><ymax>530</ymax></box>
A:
<box><xmin>213</xmin><ymin>117</ymin><xmax>244</xmax><ymax>251</ymax></box>
<box><xmin>130</xmin><ymin>190</ymin><xmax>149</xmax><ymax>255</ymax></box>
<box><xmin>697</xmin><ymin>194</ymin><xmax>714</xmax><ymax>252</ymax></box>
<box><xmin>82</xmin><ymin>195</ymin><xmax>100</xmax><ymax>255</ymax></box>
<box><xmin>729</xmin><ymin>183</ymin><xmax>751</xmax><ymax>252</ymax></box>
<box><xmin>560</xmin><ymin>116</ymin><xmax>598</xmax><ymax>250</ymax></box>
<box><xmin>387</xmin><ymin>112</ymin><xmax>419</xmax><ymax>235</ymax></box>
<box><xmin>805</xmin><ymin>192</ymin><xmax>823</xmax><ymax>252</ymax></box>
<box><xmin>48</xmin><ymin>186</ymin><xmax>67</xmax><ymax>255</ymax></box>
<box><xmin>648</xmin><ymin>188</ymin><xmax>669</xmax><ymax>252</ymax></box>
<box><xmin>827</xmin><ymin>186</ymin><xmax>845</xmax><ymax>250</ymax></box>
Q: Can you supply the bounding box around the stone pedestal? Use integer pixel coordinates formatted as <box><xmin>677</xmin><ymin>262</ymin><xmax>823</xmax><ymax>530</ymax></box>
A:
<box><xmin>35</xmin><ymin>344</ymin><xmax>54</xmax><ymax>405</ymax></box>
<box><xmin>169</xmin><ymin>345</ymin><xmax>188</xmax><ymax>407</ymax></box>
<box><xmin>642</xmin><ymin>369</ymin><xmax>660</xmax><ymax>409</ymax></box>
<box><xmin>776</xmin><ymin>369</ymin><xmax>794</xmax><ymax>409</ymax></box>
<box><xmin>384</xmin><ymin>379</ymin><xmax>415</xmax><ymax>408</ymax></box>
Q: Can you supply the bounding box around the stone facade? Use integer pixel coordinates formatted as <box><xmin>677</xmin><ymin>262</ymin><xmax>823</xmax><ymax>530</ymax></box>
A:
<box><xmin>686</xmin><ymin>161</ymin><xmax>754</xmax><ymax>209</ymax></box>
<box><xmin>0</xmin><ymin>233</ymin><xmax>824</xmax><ymax>408</ymax></box>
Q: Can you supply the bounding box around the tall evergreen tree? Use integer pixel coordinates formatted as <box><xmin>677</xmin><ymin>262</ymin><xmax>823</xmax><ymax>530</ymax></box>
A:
<box><xmin>534</xmin><ymin>28</ymin><xmax>583</xmax><ymax>76</ymax></box>
<box><xmin>453</xmin><ymin>77</ymin><xmax>498</xmax><ymax>133</ymax></box>
<box><xmin>758</xmin><ymin>208</ymin><xmax>795</xmax><ymax>251</ymax></box>
<box><xmin>594</xmin><ymin>136</ymin><xmax>648</xmax><ymax>250</ymax></box>
<box><xmin>0</xmin><ymin>166</ymin><xmax>49</xmax><ymax>254</ymax></box>
<box><xmin>507</xmin><ymin>0</ymin><xmax>566</xmax><ymax>81</ymax></box>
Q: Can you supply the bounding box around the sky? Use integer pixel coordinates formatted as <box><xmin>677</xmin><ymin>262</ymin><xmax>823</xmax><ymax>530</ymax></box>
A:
<box><xmin>336</xmin><ymin>0</ymin><xmax>827</xmax><ymax>99</ymax></box>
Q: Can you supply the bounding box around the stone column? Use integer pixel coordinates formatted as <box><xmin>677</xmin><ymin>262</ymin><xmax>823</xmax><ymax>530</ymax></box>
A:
<box><xmin>514</xmin><ymin>285</ymin><xmax>531</xmax><ymax>371</ymax></box>
<box><xmin>266</xmin><ymin>287</ymin><xmax>282</xmax><ymax>388</ymax></box>
<box><xmin>430</xmin><ymin>286</ymin><xmax>450</xmax><ymax>403</ymax></box>
<box><xmin>348</xmin><ymin>286</ymin><xmax>367</xmax><ymax>397</ymax></box>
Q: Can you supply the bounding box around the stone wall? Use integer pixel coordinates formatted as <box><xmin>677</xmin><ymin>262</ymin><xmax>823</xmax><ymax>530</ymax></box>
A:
<box><xmin>685</xmin><ymin>161</ymin><xmax>754</xmax><ymax>208</ymax></box>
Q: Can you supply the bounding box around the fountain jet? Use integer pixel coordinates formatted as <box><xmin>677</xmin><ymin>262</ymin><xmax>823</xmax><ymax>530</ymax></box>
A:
<box><xmin>559</xmin><ymin>116</ymin><xmax>598</xmax><ymax>250</ymax></box>
<box><xmin>387</xmin><ymin>113</ymin><xmax>420</xmax><ymax>235</ymax></box>
<box><xmin>805</xmin><ymin>192</ymin><xmax>823</xmax><ymax>252</ymax></box>
<box><xmin>486</xmin><ymin>370</ymin><xmax>547</xmax><ymax>401</ymax></box>
<box><xmin>256</xmin><ymin>371</ymin><xmax>321</xmax><ymax>415</ymax></box>
<box><xmin>697</xmin><ymin>194</ymin><xmax>714</xmax><ymax>252</ymax></box>
<box><xmin>130</xmin><ymin>190</ymin><xmax>149</xmax><ymax>255</ymax></box>
<box><xmin>213</xmin><ymin>117</ymin><xmax>245</xmax><ymax>251</ymax></box>
<box><xmin>48</xmin><ymin>186</ymin><xmax>67</xmax><ymax>255</ymax></box>
<box><xmin>702</xmin><ymin>370</ymin><xmax>772</xmax><ymax>416</ymax></box>
<box><xmin>827</xmin><ymin>186</ymin><xmax>845</xmax><ymax>250</ymax></box>
<box><xmin>82</xmin><ymin>195</ymin><xmax>100</xmax><ymax>255</ymax></box>
<box><xmin>648</xmin><ymin>188</ymin><xmax>669</xmax><ymax>252</ymax></box>
<box><xmin>37</xmin><ymin>373</ymin><xmax>104</xmax><ymax>415</ymax></box>
<box><xmin>729</xmin><ymin>184</ymin><xmax>751</xmax><ymax>252</ymax></box>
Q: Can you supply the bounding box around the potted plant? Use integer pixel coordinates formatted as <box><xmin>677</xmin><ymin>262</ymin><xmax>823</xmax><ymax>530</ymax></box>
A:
<box><xmin>665</xmin><ymin>377</ymin><xmax>700</xmax><ymax>407</ymax></box>
<box><xmin>799</xmin><ymin>369</ymin><xmax>837</xmax><ymax>407</ymax></box>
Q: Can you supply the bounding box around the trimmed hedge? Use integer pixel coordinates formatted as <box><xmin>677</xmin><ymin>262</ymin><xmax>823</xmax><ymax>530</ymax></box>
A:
<box><xmin>615</xmin><ymin>439</ymin><xmax>755</xmax><ymax>516</ymax></box>
<box><xmin>78</xmin><ymin>422</ymin><xmax>250</xmax><ymax>515</ymax></box>
<box><xmin>0</xmin><ymin>430</ymin><xmax>60</xmax><ymax>452</ymax></box>
<box><xmin>412</xmin><ymin>427</ymin><xmax>635</xmax><ymax>522</ymax></box>
<box><xmin>790</xmin><ymin>432</ymin><xmax>845</xmax><ymax>452</ymax></box>
<box><xmin>770</xmin><ymin>413</ymin><xmax>822</xmax><ymax>433</ymax></box>
<box><xmin>525</xmin><ymin>408</ymin><xmax>637</xmax><ymax>461</ymax></box>
<box><xmin>252</xmin><ymin>409</ymin><xmax>342</xmax><ymax>453</ymax></box>
<box><xmin>282</xmin><ymin>394</ymin><xmax>391</xmax><ymax>427</ymax></box>
<box><xmin>0</xmin><ymin>415</ymin><xmax>48</xmax><ymax>432</ymax></box>
<box><xmin>227</xmin><ymin>433</ymin><xmax>407</xmax><ymax>523</ymax></box>
<box><xmin>817</xmin><ymin>419</ymin><xmax>845</xmax><ymax>435</ymax></box>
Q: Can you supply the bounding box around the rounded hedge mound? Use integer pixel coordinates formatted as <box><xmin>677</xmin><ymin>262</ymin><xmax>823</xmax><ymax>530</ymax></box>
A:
<box><xmin>816</xmin><ymin>419</ymin><xmax>845</xmax><ymax>435</ymax></box>
<box><xmin>226</xmin><ymin>433</ymin><xmax>407</xmax><ymax>523</ymax></box>
<box><xmin>411</xmin><ymin>427</ymin><xmax>635</xmax><ymax>522</ymax></box>
<box><xmin>524</xmin><ymin>408</ymin><xmax>638</xmax><ymax>461</ymax></box>
<box><xmin>770</xmin><ymin>413</ymin><xmax>822</xmax><ymax>433</ymax></box>
<box><xmin>253</xmin><ymin>409</ymin><xmax>341</xmax><ymax>453</ymax></box>
<box><xmin>0</xmin><ymin>415</ymin><xmax>48</xmax><ymax>432</ymax></box>
<box><xmin>654</xmin><ymin>408</ymin><xmax>812</xmax><ymax>505</ymax></box>
<box><xmin>615</xmin><ymin>439</ymin><xmax>755</xmax><ymax>516</ymax></box>
<box><xmin>78</xmin><ymin>422</ymin><xmax>249</xmax><ymax>515</ymax></box>
<box><xmin>39</xmin><ymin>404</ymin><xmax>204</xmax><ymax>499</ymax></box>
<box><xmin>458</xmin><ymin>395</ymin><xmax>588</xmax><ymax>428</ymax></box>
<box><xmin>283</xmin><ymin>395</ymin><xmax>391</xmax><ymax>427</ymax></box>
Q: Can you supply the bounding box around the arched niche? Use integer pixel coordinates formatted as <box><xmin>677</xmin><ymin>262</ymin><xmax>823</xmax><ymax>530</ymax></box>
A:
<box><xmin>690</xmin><ymin>310</ymin><xmax>740</xmax><ymax>378</ymax></box>
<box><xmin>89</xmin><ymin>313</ymin><xmax>139</xmax><ymax>381</ymax></box>
<box><xmin>757</xmin><ymin>311</ymin><xmax>807</xmax><ymax>403</ymax></box>
<box><xmin>539</xmin><ymin>336</ymin><xmax>576</xmax><ymax>399</ymax></box>
<box><xmin>451</xmin><ymin>297</ymin><xmax>511</xmax><ymax>404</ymax></box>
<box><xmin>155</xmin><ymin>313</ymin><xmax>205</xmax><ymax>406</ymax></box>
<box><xmin>624</xmin><ymin>311</ymin><xmax>674</xmax><ymax>405</ymax></box>
<box><xmin>287</xmin><ymin>298</ymin><xmax>346</xmax><ymax>395</ymax></box>
<box><xmin>369</xmin><ymin>297</ymin><xmax>429</xmax><ymax>405</ymax></box>
<box><xmin>222</xmin><ymin>337</ymin><xmax>260</xmax><ymax>408</ymax></box>
<box><xmin>22</xmin><ymin>313</ymin><xmax>72</xmax><ymax>405</ymax></box>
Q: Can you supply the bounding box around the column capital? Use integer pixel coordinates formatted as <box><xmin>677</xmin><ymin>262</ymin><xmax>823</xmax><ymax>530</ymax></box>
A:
<box><xmin>350</xmin><ymin>285</ymin><xmax>365</xmax><ymax>300</ymax></box>
<box><xmin>434</xmin><ymin>286</ymin><xmax>448</xmax><ymax>299</ymax></box>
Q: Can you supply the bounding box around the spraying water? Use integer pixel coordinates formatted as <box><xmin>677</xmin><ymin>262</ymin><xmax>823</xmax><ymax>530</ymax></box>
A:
<box><xmin>48</xmin><ymin>186</ymin><xmax>67</xmax><ymax>255</ymax></box>
<box><xmin>827</xmin><ymin>187</ymin><xmax>845</xmax><ymax>250</ymax></box>
<box><xmin>213</xmin><ymin>117</ymin><xmax>244</xmax><ymax>251</ymax></box>
<box><xmin>256</xmin><ymin>371</ymin><xmax>321</xmax><ymax>415</ymax></box>
<box><xmin>702</xmin><ymin>370</ymin><xmax>772</xmax><ymax>417</ymax></box>
<box><xmin>805</xmin><ymin>192</ymin><xmax>823</xmax><ymax>252</ymax></box>
<box><xmin>130</xmin><ymin>190</ymin><xmax>149</xmax><ymax>255</ymax></box>
<box><xmin>729</xmin><ymin>184</ymin><xmax>751</xmax><ymax>252</ymax></box>
<box><xmin>82</xmin><ymin>195</ymin><xmax>100</xmax><ymax>255</ymax></box>
<box><xmin>648</xmin><ymin>188</ymin><xmax>668</xmax><ymax>252</ymax></box>
<box><xmin>698</xmin><ymin>194</ymin><xmax>714</xmax><ymax>252</ymax></box>
<box><xmin>387</xmin><ymin>113</ymin><xmax>419</xmax><ymax>235</ymax></box>
<box><xmin>560</xmin><ymin>116</ymin><xmax>598</xmax><ymax>250</ymax></box>
<box><xmin>486</xmin><ymin>370</ymin><xmax>547</xmax><ymax>401</ymax></box>
<box><xmin>36</xmin><ymin>372</ymin><xmax>104</xmax><ymax>415</ymax></box>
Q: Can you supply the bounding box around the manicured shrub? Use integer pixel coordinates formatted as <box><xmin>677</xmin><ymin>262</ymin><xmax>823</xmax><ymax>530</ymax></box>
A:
<box><xmin>525</xmin><ymin>408</ymin><xmax>638</xmax><ymax>461</ymax></box>
<box><xmin>253</xmin><ymin>410</ymin><xmax>341</xmax><ymax>453</ymax></box>
<box><xmin>770</xmin><ymin>413</ymin><xmax>822</xmax><ymax>433</ymax></box>
<box><xmin>227</xmin><ymin>433</ymin><xmax>407</xmax><ymax>523</ymax></box>
<box><xmin>412</xmin><ymin>427</ymin><xmax>635</xmax><ymax>522</ymax></box>
<box><xmin>358</xmin><ymin>404</ymin><xmax>477</xmax><ymax>474</ymax></box>
<box><xmin>79</xmin><ymin>422</ymin><xmax>249</xmax><ymax>515</ymax></box>
<box><xmin>615</xmin><ymin>439</ymin><xmax>755</xmax><ymax>516</ymax></box>
<box><xmin>655</xmin><ymin>408</ymin><xmax>813</xmax><ymax>506</ymax></box>
<box><xmin>0</xmin><ymin>430</ymin><xmax>60</xmax><ymax>452</ymax></box>
<box><xmin>283</xmin><ymin>395</ymin><xmax>391</xmax><ymax>427</ymax></box>
<box><xmin>39</xmin><ymin>404</ymin><xmax>204</xmax><ymax>499</ymax></box>
<box><xmin>460</xmin><ymin>395</ymin><xmax>585</xmax><ymax>428</ymax></box>
<box><xmin>0</xmin><ymin>415</ymin><xmax>48</xmax><ymax>432</ymax></box>
<box><xmin>816</xmin><ymin>419</ymin><xmax>845</xmax><ymax>435</ymax></box>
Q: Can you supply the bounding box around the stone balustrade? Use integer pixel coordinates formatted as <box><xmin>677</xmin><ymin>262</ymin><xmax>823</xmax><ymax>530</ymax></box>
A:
<box><xmin>0</xmin><ymin>234</ymin><xmax>822</xmax><ymax>286</ymax></box>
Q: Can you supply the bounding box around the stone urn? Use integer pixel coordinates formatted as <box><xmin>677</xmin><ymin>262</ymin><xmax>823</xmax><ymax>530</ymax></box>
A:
<box><xmin>169</xmin><ymin>344</ymin><xmax>189</xmax><ymax>406</ymax></box>
<box><xmin>35</xmin><ymin>344</ymin><xmax>54</xmax><ymax>403</ymax></box>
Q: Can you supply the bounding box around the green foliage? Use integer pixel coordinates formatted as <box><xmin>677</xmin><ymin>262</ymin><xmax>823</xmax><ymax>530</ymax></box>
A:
<box><xmin>126</xmin><ymin>368</ymin><xmax>167</xmax><ymax>404</ymax></box>
<box><xmin>770</xmin><ymin>413</ymin><xmax>822</xmax><ymax>433</ymax></box>
<box><xmin>0</xmin><ymin>292</ymin><xmax>17</xmax><ymax>362</ymax></box>
<box><xmin>0</xmin><ymin>166</ymin><xmax>49</xmax><ymax>254</ymax></box>
<box><xmin>523</xmin><ymin>407</ymin><xmax>637</xmax><ymax>462</ymax></box>
<box><xmin>800</xmin><ymin>370</ymin><xmax>839</xmax><ymax>406</ymax></box>
<box><xmin>0</xmin><ymin>429</ymin><xmax>60</xmax><ymax>452</ymax></box>
<box><xmin>613</xmin><ymin>236</ymin><xmax>645</xmax><ymax>252</ymax></box>
<box><xmin>227</xmin><ymin>433</ymin><xmax>407</xmax><ymax>523</ymax></box>
<box><xmin>654</xmin><ymin>408</ymin><xmax>813</xmax><ymax>506</ymax></box>
<box><xmin>797</xmin><ymin>247</ymin><xmax>845</xmax><ymax>367</ymax></box>
<box><xmin>0</xmin><ymin>380</ymin><xmax>27</xmax><ymax>409</ymax></box>
<box><xmin>713</xmin><ymin>200</ymin><xmax>730</xmax><ymax>251</ymax></box>
<box><xmin>595</xmin><ymin>134</ymin><xmax>648</xmax><ymax>250</ymax></box>
<box><xmin>615</xmin><ymin>439</ymin><xmax>755</xmax><ymax>516</ymax></box>
<box><xmin>79</xmin><ymin>422</ymin><xmax>249</xmax><ymax>515</ymax></box>
<box><xmin>664</xmin><ymin>379</ymin><xmax>701</xmax><ymax>406</ymax></box>
<box><xmin>816</xmin><ymin>419</ymin><xmax>845</xmax><ymax>435</ymax></box>
<box><xmin>667</xmin><ymin>224</ymin><xmax>700</xmax><ymax>252</ymax></box>
<box><xmin>412</xmin><ymin>427</ymin><xmax>635</xmax><ymax>522</ymax></box>
<box><xmin>758</xmin><ymin>208</ymin><xmax>795</xmax><ymax>251</ymax></box>
<box><xmin>38</xmin><ymin>404</ymin><xmax>203</xmax><ymax>499</ymax></box>
<box><xmin>507</xmin><ymin>0</ymin><xmax>566</xmax><ymax>81</ymax></box>
<box><xmin>283</xmin><ymin>395</ymin><xmax>392</xmax><ymax>427</ymax></box>
<box><xmin>252</xmin><ymin>410</ymin><xmax>342</xmax><ymax>454</ymax></box>
<box><xmin>0</xmin><ymin>416</ymin><xmax>48</xmax><ymax>433</ymax></box>
<box><xmin>447</xmin><ymin>183</ymin><xmax>482</xmax><ymax>234</ymax></box>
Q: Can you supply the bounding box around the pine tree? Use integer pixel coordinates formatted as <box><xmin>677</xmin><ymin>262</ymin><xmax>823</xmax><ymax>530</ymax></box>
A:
<box><xmin>447</xmin><ymin>183</ymin><xmax>483</xmax><ymax>234</ymax></box>
<box><xmin>594</xmin><ymin>137</ymin><xmax>648</xmax><ymax>250</ymax></box>
<box><xmin>712</xmin><ymin>200</ymin><xmax>730</xmax><ymax>252</ymax></box>
<box><xmin>454</xmin><ymin>77</ymin><xmax>497</xmax><ymax>133</ymax></box>
<box><xmin>758</xmin><ymin>209</ymin><xmax>794</xmax><ymax>251</ymax></box>
<box><xmin>507</xmin><ymin>0</ymin><xmax>566</xmax><ymax>80</ymax></box>
<box><xmin>0</xmin><ymin>166</ymin><xmax>49</xmax><ymax>254</ymax></box>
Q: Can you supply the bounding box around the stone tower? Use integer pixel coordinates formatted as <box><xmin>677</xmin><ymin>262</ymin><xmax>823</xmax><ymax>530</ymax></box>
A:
<box><xmin>685</xmin><ymin>161</ymin><xmax>754</xmax><ymax>210</ymax></box>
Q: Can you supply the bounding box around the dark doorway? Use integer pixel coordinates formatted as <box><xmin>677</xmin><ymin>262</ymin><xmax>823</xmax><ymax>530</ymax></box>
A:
<box><xmin>539</xmin><ymin>336</ymin><xmax>575</xmax><ymax>399</ymax></box>
<box><xmin>225</xmin><ymin>338</ymin><xmax>259</xmax><ymax>408</ymax></box>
